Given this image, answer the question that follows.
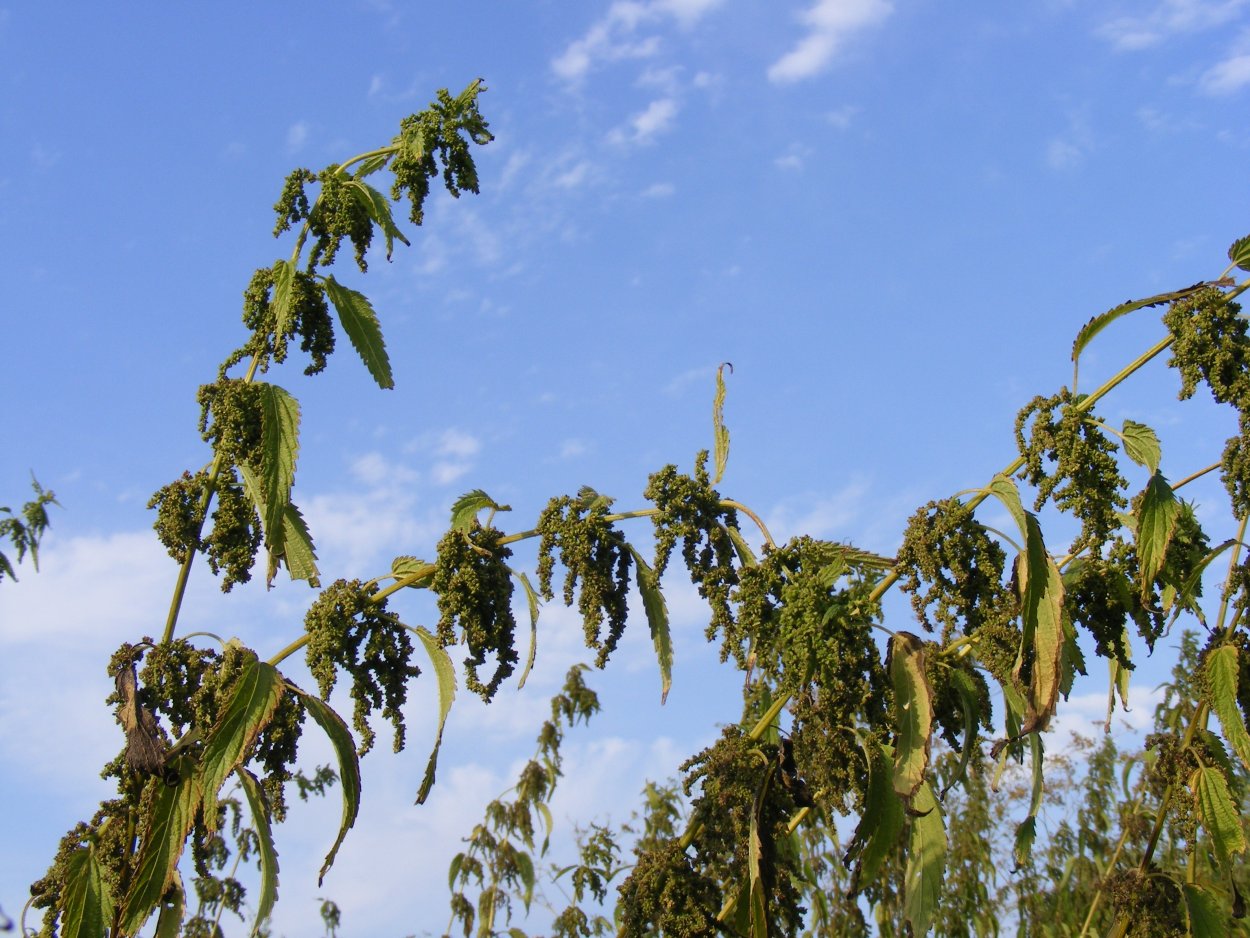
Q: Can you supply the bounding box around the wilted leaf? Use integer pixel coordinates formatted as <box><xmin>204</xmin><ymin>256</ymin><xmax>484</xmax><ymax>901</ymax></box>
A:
<box><xmin>236</xmin><ymin>767</ymin><xmax>279</xmax><ymax>930</ymax></box>
<box><xmin>115</xmin><ymin>661</ymin><xmax>167</xmax><ymax>776</ymax></box>
<box><xmin>292</xmin><ymin>685</ymin><xmax>361</xmax><ymax>884</ymax></box>
<box><xmin>629</xmin><ymin>545</ymin><xmax>672</xmax><ymax>703</ymax></box>
<box><xmin>413</xmin><ymin>625</ymin><xmax>458</xmax><ymax>804</ymax></box>
<box><xmin>323</xmin><ymin>275</ymin><xmax>394</xmax><ymax>390</ymax></box>
<box><xmin>889</xmin><ymin>631</ymin><xmax>932</xmax><ymax>799</ymax></box>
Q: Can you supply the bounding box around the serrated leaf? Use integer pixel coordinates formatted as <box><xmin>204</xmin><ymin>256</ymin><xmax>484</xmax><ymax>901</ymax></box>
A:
<box><xmin>1121</xmin><ymin>419</ymin><xmax>1162</xmax><ymax>474</ymax></box>
<box><xmin>511</xmin><ymin>569</ymin><xmax>540</xmax><ymax>690</ymax></box>
<box><xmin>280</xmin><ymin>502</ymin><xmax>319</xmax><ymax>586</ymax></box>
<box><xmin>514</xmin><ymin>850</ymin><xmax>536</xmax><ymax>911</ymax></box>
<box><xmin>448</xmin><ymin>853</ymin><xmax>465</xmax><ymax>891</ymax></box>
<box><xmin>292</xmin><ymin>685</ymin><xmax>361</xmax><ymax>884</ymax></box>
<box><xmin>1230</xmin><ymin>234</ymin><xmax>1250</xmax><ymax>272</ymax></box>
<box><xmin>255</xmin><ymin>382</ymin><xmax>301</xmax><ymax>585</ymax></box>
<box><xmin>449</xmin><ymin>489</ymin><xmax>506</xmax><ymax>532</ymax></box>
<box><xmin>391</xmin><ymin>555</ymin><xmax>430</xmax><ymax>581</ymax></box>
<box><xmin>200</xmin><ymin>658</ymin><xmax>285</xmax><ymax>830</ymax></box>
<box><xmin>413</xmin><ymin>625</ymin><xmax>458</xmax><ymax>804</ymax></box>
<box><xmin>1136</xmin><ymin>472</ymin><xmax>1180</xmax><ymax>600</ymax></box>
<box><xmin>889</xmin><ymin>631</ymin><xmax>932</xmax><ymax>800</ymax></box>
<box><xmin>1184</xmin><ymin>883</ymin><xmax>1226</xmax><ymax>938</ymax></box>
<box><xmin>236</xmin><ymin>767</ymin><xmax>279</xmax><ymax>931</ymax></box>
<box><xmin>152</xmin><ymin>870</ymin><xmax>184</xmax><ymax>938</ymax></box>
<box><xmin>1192</xmin><ymin>765</ymin><xmax>1247</xmax><ymax>875</ymax></box>
<box><xmin>1072</xmin><ymin>282</ymin><xmax>1209</xmax><ymax>365</ymax></box>
<box><xmin>845</xmin><ymin>739</ymin><xmax>905</xmax><ymax>890</ymax></box>
<box><xmin>119</xmin><ymin>762</ymin><xmax>202</xmax><ymax>936</ymax></box>
<box><xmin>903</xmin><ymin>780</ymin><xmax>946</xmax><ymax>938</ymax></box>
<box><xmin>1205</xmin><ymin>644</ymin><xmax>1250</xmax><ymax>773</ymax></box>
<box><xmin>1059</xmin><ymin>610</ymin><xmax>1084</xmax><ymax>699</ymax></box>
<box><xmin>271</xmin><ymin>259</ymin><xmax>296</xmax><ymax>344</ymax></box>
<box><xmin>61</xmin><ymin>845</ymin><xmax>113</xmax><ymax>938</ymax></box>
<box><xmin>629</xmin><ymin>545</ymin><xmax>672</xmax><ymax>703</ymax></box>
<box><xmin>322</xmin><ymin>275</ymin><xmax>394</xmax><ymax>389</ymax></box>
<box><xmin>353</xmin><ymin>153</ymin><xmax>390</xmax><ymax>179</ymax></box>
<box><xmin>347</xmin><ymin>179</ymin><xmax>410</xmax><ymax>261</ymax></box>
<box><xmin>712</xmin><ymin>362</ymin><xmax>731</xmax><ymax>485</ymax></box>
<box><xmin>536</xmin><ymin>802</ymin><xmax>554</xmax><ymax>856</ymax></box>
<box><xmin>942</xmin><ymin>668</ymin><xmax>982</xmax><ymax>796</ymax></box>
<box><xmin>747</xmin><ymin>767</ymin><xmax>772</xmax><ymax>938</ymax></box>
<box><xmin>1013</xmin><ymin>816</ymin><xmax>1037</xmax><ymax>869</ymax></box>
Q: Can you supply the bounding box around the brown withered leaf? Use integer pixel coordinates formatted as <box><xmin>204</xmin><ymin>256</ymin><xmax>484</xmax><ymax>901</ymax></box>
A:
<box><xmin>115</xmin><ymin>663</ymin><xmax>168</xmax><ymax>776</ymax></box>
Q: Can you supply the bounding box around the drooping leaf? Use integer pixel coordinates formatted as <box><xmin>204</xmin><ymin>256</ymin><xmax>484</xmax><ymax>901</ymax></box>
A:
<box><xmin>845</xmin><ymin>739</ymin><xmax>905</xmax><ymax>890</ymax></box>
<box><xmin>236</xmin><ymin>767</ymin><xmax>279</xmax><ymax>931</ymax></box>
<box><xmin>629</xmin><ymin>545</ymin><xmax>672</xmax><ymax>703</ymax></box>
<box><xmin>725</xmin><ymin>525</ymin><xmax>757</xmax><ymax>566</ymax></box>
<box><xmin>280</xmin><ymin>502</ymin><xmax>319</xmax><ymax>586</ymax></box>
<box><xmin>152</xmin><ymin>870</ymin><xmax>185</xmax><ymax>938</ymax></box>
<box><xmin>448</xmin><ymin>852</ymin><xmax>465</xmax><ymax>892</ymax></box>
<box><xmin>1013</xmin><ymin>816</ymin><xmax>1037</xmax><ymax>870</ymax></box>
<box><xmin>747</xmin><ymin>766</ymin><xmax>773</xmax><ymax>938</ymax></box>
<box><xmin>119</xmin><ymin>763</ymin><xmax>203</xmax><ymax>936</ymax></box>
<box><xmin>61</xmin><ymin>845</ymin><xmax>113</xmax><ymax>938</ymax></box>
<box><xmin>449</xmin><ymin>489</ymin><xmax>508</xmax><ymax>532</ymax></box>
<box><xmin>1191</xmin><ymin>765</ymin><xmax>1247</xmax><ymax>875</ymax></box>
<box><xmin>1013</xmin><ymin>734</ymin><xmax>1045</xmax><ymax>869</ymax></box>
<box><xmin>1176</xmin><ymin>538</ymin><xmax>1238</xmax><ymax>628</ymax></box>
<box><xmin>1059</xmin><ymin>610</ymin><xmax>1084</xmax><ymax>699</ymax></box>
<box><xmin>511</xmin><ymin>569</ymin><xmax>540</xmax><ymax>690</ymax></box>
<box><xmin>1121</xmin><ymin>419</ymin><xmax>1162</xmax><ymax>475</ymax></box>
<box><xmin>254</xmin><ymin>382</ymin><xmax>301</xmax><ymax>584</ymax></box>
<box><xmin>1205</xmin><ymin>644</ymin><xmax>1250</xmax><ymax>773</ymax></box>
<box><xmin>1229</xmin><ymin>234</ymin><xmax>1250</xmax><ymax>272</ymax></box>
<box><xmin>1071</xmin><ymin>282</ymin><xmax>1209</xmax><ymax>366</ymax></box>
<box><xmin>514</xmin><ymin>849</ymin><xmax>536</xmax><ymax>912</ymax></box>
<box><xmin>292</xmin><ymin>685</ymin><xmax>362</xmax><ymax>884</ymax></box>
<box><xmin>712</xmin><ymin>362</ymin><xmax>732</xmax><ymax>485</ymax></box>
<box><xmin>271</xmin><ymin>259</ymin><xmax>296</xmax><ymax>344</ymax></box>
<box><xmin>1136</xmin><ymin>472</ymin><xmax>1180</xmax><ymax>599</ymax></box>
<box><xmin>322</xmin><ymin>275</ymin><xmax>394</xmax><ymax>389</ymax></box>
<box><xmin>903</xmin><ymin>780</ymin><xmax>946</xmax><ymax>938</ymax></box>
<box><xmin>352</xmin><ymin>153</ymin><xmax>390</xmax><ymax>179</ymax></box>
<box><xmin>200</xmin><ymin>657</ymin><xmax>285</xmax><ymax>830</ymax></box>
<box><xmin>413</xmin><ymin>625</ymin><xmax>458</xmax><ymax>804</ymax></box>
<box><xmin>942</xmin><ymin>668</ymin><xmax>982</xmax><ymax>795</ymax></box>
<box><xmin>1183</xmin><ymin>883</ymin><xmax>1225</xmax><ymax>938</ymax></box>
<box><xmin>889</xmin><ymin>631</ymin><xmax>932</xmax><ymax>800</ymax></box>
<box><xmin>347</xmin><ymin>179</ymin><xmax>410</xmax><ymax>261</ymax></box>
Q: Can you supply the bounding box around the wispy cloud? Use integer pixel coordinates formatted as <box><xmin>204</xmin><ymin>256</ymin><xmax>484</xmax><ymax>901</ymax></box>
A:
<box><xmin>826</xmin><ymin>103</ymin><xmax>861</xmax><ymax>129</ymax></box>
<box><xmin>1045</xmin><ymin>109</ymin><xmax>1096</xmax><ymax>171</ymax></box>
<box><xmin>552</xmin><ymin>0</ymin><xmax>726</xmax><ymax>82</ymax></box>
<box><xmin>608</xmin><ymin>98</ymin><xmax>680</xmax><ymax>145</ymax></box>
<box><xmin>286</xmin><ymin>120</ymin><xmax>310</xmax><ymax>153</ymax></box>
<box><xmin>767</xmin><ymin>0</ymin><xmax>894</xmax><ymax>84</ymax></box>
<box><xmin>1200</xmin><ymin>34</ymin><xmax>1250</xmax><ymax>92</ymax></box>
<box><xmin>1096</xmin><ymin>0</ymin><xmax>1248</xmax><ymax>51</ymax></box>
<box><xmin>774</xmin><ymin>143</ymin><xmax>813</xmax><ymax>171</ymax></box>
<box><xmin>641</xmin><ymin>181</ymin><xmax>676</xmax><ymax>197</ymax></box>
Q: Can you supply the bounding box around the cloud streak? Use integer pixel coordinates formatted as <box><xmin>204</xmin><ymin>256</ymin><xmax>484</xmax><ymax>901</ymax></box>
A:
<box><xmin>768</xmin><ymin>0</ymin><xmax>893</xmax><ymax>84</ymax></box>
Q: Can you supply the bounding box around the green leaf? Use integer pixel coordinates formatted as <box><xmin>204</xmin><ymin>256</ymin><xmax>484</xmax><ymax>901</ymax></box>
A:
<box><xmin>347</xmin><ymin>179</ymin><xmax>410</xmax><ymax>261</ymax></box>
<box><xmin>61</xmin><ymin>845</ymin><xmax>113</xmax><ymax>938</ymax></box>
<box><xmin>1205</xmin><ymin>644</ymin><xmax>1250</xmax><ymax>773</ymax></box>
<box><xmin>236</xmin><ymin>767</ymin><xmax>279</xmax><ymax>932</ymax></box>
<box><xmin>280</xmin><ymin>502</ymin><xmax>319</xmax><ymax>587</ymax></box>
<box><xmin>514</xmin><ymin>849</ymin><xmax>536</xmax><ymax>911</ymax></box>
<box><xmin>1071</xmin><ymin>282</ymin><xmax>1210</xmax><ymax>365</ymax></box>
<box><xmin>352</xmin><ymin>153</ymin><xmax>390</xmax><ymax>179</ymax></box>
<box><xmin>391</xmin><ymin>555</ymin><xmax>431</xmax><ymax>583</ymax></box>
<box><xmin>845</xmin><ymin>739</ymin><xmax>905</xmax><ymax>890</ymax></box>
<box><xmin>629</xmin><ymin>545</ymin><xmax>672</xmax><ymax>704</ymax></box>
<box><xmin>942</xmin><ymin>668</ymin><xmax>982</xmax><ymax>795</ymax></box>
<box><xmin>725</xmin><ymin>524</ymin><xmax>757</xmax><ymax>566</ymax></box>
<box><xmin>712</xmin><ymin>362</ymin><xmax>731</xmax><ymax>485</ymax></box>
<box><xmin>322</xmin><ymin>275</ymin><xmax>394</xmax><ymax>389</ymax></box>
<box><xmin>254</xmin><ymin>382</ymin><xmax>301</xmax><ymax>585</ymax></box>
<box><xmin>200</xmin><ymin>657</ymin><xmax>285</xmax><ymax>830</ymax></box>
<box><xmin>152</xmin><ymin>870</ymin><xmax>185</xmax><ymax>938</ymax></box>
<box><xmin>271</xmin><ymin>259</ymin><xmax>296</xmax><ymax>344</ymax></box>
<box><xmin>119</xmin><ymin>762</ymin><xmax>202</xmax><ymax>936</ymax></box>
<box><xmin>747</xmin><ymin>767</ymin><xmax>773</xmax><ymax>938</ymax></box>
<box><xmin>448</xmin><ymin>852</ymin><xmax>465</xmax><ymax>891</ymax></box>
<box><xmin>511</xmin><ymin>569</ymin><xmax>540</xmax><ymax>690</ymax></box>
<box><xmin>903</xmin><ymin>780</ymin><xmax>946</xmax><ymax>938</ymax></box>
<box><xmin>1136</xmin><ymin>472</ymin><xmax>1180</xmax><ymax>599</ymax></box>
<box><xmin>889</xmin><ymin>631</ymin><xmax>932</xmax><ymax>800</ymax></box>
<box><xmin>449</xmin><ymin>489</ymin><xmax>508</xmax><ymax>532</ymax></box>
<box><xmin>1191</xmin><ymin>765</ymin><xmax>1247</xmax><ymax>875</ymax></box>
<box><xmin>413</xmin><ymin>625</ymin><xmax>458</xmax><ymax>804</ymax></box>
<box><xmin>1183</xmin><ymin>883</ymin><xmax>1226</xmax><ymax>938</ymax></box>
<box><xmin>1121</xmin><ymin>419</ymin><xmax>1162</xmax><ymax>475</ymax></box>
<box><xmin>1013</xmin><ymin>816</ymin><xmax>1037</xmax><ymax>869</ymax></box>
<box><xmin>292</xmin><ymin>685</ymin><xmax>362</xmax><ymax>884</ymax></box>
<box><xmin>1229</xmin><ymin>234</ymin><xmax>1250</xmax><ymax>272</ymax></box>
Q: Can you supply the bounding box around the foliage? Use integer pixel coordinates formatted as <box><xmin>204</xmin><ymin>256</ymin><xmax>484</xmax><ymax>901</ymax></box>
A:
<box><xmin>0</xmin><ymin>475</ymin><xmax>56</xmax><ymax>582</ymax></box>
<box><xmin>18</xmin><ymin>79</ymin><xmax>1250</xmax><ymax>938</ymax></box>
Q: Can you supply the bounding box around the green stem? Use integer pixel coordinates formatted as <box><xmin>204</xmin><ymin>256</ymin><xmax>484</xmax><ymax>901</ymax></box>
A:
<box><xmin>1172</xmin><ymin>461</ymin><xmax>1219</xmax><ymax>491</ymax></box>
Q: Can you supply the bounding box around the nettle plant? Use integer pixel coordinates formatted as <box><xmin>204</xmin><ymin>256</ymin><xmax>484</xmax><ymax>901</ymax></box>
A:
<box><xmin>21</xmin><ymin>80</ymin><xmax>1250</xmax><ymax>938</ymax></box>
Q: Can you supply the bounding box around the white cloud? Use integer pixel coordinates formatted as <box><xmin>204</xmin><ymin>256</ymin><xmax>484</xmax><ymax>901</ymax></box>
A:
<box><xmin>826</xmin><ymin>103</ymin><xmax>861</xmax><ymax>129</ymax></box>
<box><xmin>554</xmin><ymin>160</ymin><xmax>594</xmax><ymax>189</ymax></box>
<box><xmin>1201</xmin><ymin>50</ymin><xmax>1250</xmax><ymax>92</ymax></box>
<box><xmin>552</xmin><ymin>0</ymin><xmax>724</xmax><ymax>82</ymax></box>
<box><xmin>286</xmin><ymin>120</ymin><xmax>310</xmax><ymax>153</ymax></box>
<box><xmin>559</xmin><ymin>439</ymin><xmax>588</xmax><ymax>458</ymax></box>
<box><xmin>641</xmin><ymin>181</ymin><xmax>676</xmax><ymax>197</ymax></box>
<box><xmin>774</xmin><ymin>143</ymin><xmax>813</xmax><ymax>170</ymax></box>
<box><xmin>609</xmin><ymin>98</ymin><xmax>679</xmax><ymax>145</ymax></box>
<box><xmin>438</xmin><ymin>429</ymin><xmax>481</xmax><ymax>460</ymax></box>
<box><xmin>767</xmin><ymin>0</ymin><xmax>894</xmax><ymax>84</ymax></box>
<box><xmin>1096</xmin><ymin>0</ymin><xmax>1248</xmax><ymax>50</ymax></box>
<box><xmin>1046</xmin><ymin>137</ymin><xmax>1085</xmax><ymax>170</ymax></box>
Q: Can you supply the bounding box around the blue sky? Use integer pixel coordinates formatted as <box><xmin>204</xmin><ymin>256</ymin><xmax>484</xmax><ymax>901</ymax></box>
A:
<box><xmin>2</xmin><ymin>1</ymin><xmax>1250</xmax><ymax>934</ymax></box>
